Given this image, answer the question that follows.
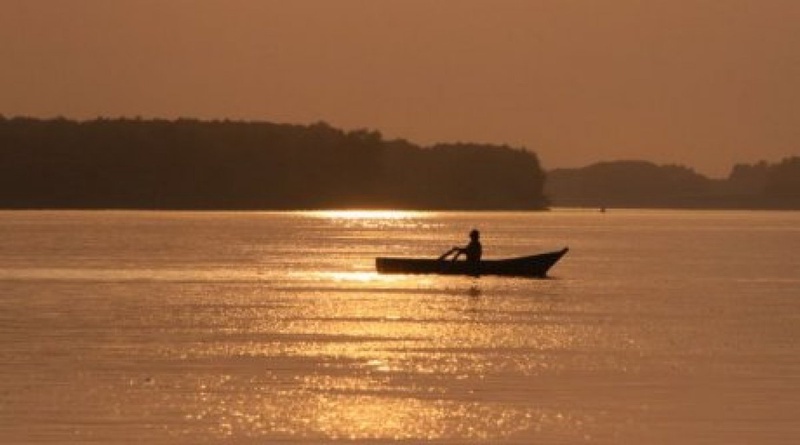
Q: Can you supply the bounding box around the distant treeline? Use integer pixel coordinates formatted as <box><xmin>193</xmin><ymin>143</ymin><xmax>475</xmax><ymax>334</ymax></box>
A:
<box><xmin>0</xmin><ymin>117</ymin><xmax>547</xmax><ymax>210</ymax></box>
<box><xmin>546</xmin><ymin>159</ymin><xmax>800</xmax><ymax>209</ymax></box>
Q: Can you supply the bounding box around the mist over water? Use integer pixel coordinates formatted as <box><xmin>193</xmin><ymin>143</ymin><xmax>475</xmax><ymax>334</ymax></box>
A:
<box><xmin>1</xmin><ymin>210</ymin><xmax>798</xmax><ymax>443</ymax></box>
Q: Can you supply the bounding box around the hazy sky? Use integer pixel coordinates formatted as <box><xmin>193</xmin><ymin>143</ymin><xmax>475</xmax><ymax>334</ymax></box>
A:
<box><xmin>2</xmin><ymin>0</ymin><xmax>798</xmax><ymax>176</ymax></box>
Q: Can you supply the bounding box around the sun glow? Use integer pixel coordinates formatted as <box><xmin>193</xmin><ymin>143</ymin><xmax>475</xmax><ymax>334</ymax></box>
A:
<box><xmin>309</xmin><ymin>210</ymin><xmax>425</xmax><ymax>220</ymax></box>
<box><xmin>327</xmin><ymin>271</ymin><xmax>384</xmax><ymax>283</ymax></box>
<box><xmin>322</xmin><ymin>271</ymin><xmax>414</xmax><ymax>286</ymax></box>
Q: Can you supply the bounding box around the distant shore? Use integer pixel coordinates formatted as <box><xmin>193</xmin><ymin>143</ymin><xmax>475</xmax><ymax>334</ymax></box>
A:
<box><xmin>0</xmin><ymin>117</ymin><xmax>548</xmax><ymax>211</ymax></box>
<box><xmin>546</xmin><ymin>159</ymin><xmax>800</xmax><ymax>210</ymax></box>
<box><xmin>2</xmin><ymin>116</ymin><xmax>797</xmax><ymax>211</ymax></box>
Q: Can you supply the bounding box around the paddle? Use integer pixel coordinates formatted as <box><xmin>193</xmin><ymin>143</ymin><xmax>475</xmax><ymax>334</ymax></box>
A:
<box><xmin>437</xmin><ymin>247</ymin><xmax>461</xmax><ymax>261</ymax></box>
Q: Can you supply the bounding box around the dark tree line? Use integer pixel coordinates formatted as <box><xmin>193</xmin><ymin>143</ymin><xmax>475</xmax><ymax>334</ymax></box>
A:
<box><xmin>546</xmin><ymin>158</ymin><xmax>800</xmax><ymax>209</ymax></box>
<box><xmin>545</xmin><ymin>161</ymin><xmax>709</xmax><ymax>208</ymax></box>
<box><xmin>728</xmin><ymin>158</ymin><xmax>800</xmax><ymax>200</ymax></box>
<box><xmin>0</xmin><ymin>117</ymin><xmax>548</xmax><ymax>210</ymax></box>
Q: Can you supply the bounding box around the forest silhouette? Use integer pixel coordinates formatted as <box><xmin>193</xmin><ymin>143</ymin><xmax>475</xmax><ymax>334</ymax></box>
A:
<box><xmin>546</xmin><ymin>159</ymin><xmax>800</xmax><ymax>209</ymax></box>
<box><xmin>3</xmin><ymin>117</ymin><xmax>796</xmax><ymax>211</ymax></box>
<box><xmin>0</xmin><ymin>117</ymin><xmax>547</xmax><ymax>210</ymax></box>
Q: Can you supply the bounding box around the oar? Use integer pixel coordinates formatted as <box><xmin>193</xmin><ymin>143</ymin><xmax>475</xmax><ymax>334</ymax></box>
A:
<box><xmin>437</xmin><ymin>247</ymin><xmax>458</xmax><ymax>261</ymax></box>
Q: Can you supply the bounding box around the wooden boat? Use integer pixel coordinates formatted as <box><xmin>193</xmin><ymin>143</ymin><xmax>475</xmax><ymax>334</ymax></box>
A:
<box><xmin>376</xmin><ymin>247</ymin><xmax>568</xmax><ymax>278</ymax></box>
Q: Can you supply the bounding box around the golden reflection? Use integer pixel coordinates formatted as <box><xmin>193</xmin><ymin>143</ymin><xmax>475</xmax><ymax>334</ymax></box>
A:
<box><xmin>326</xmin><ymin>271</ymin><xmax>385</xmax><ymax>283</ymax></box>
<box><xmin>177</xmin><ymin>379</ymin><xmax>593</xmax><ymax>442</ymax></box>
<box><xmin>304</xmin><ymin>270</ymin><xmax>434</xmax><ymax>288</ymax></box>
<box><xmin>307</xmin><ymin>209</ymin><xmax>427</xmax><ymax>220</ymax></box>
<box><xmin>304</xmin><ymin>395</ymin><xmax>535</xmax><ymax>440</ymax></box>
<box><xmin>144</xmin><ymin>301</ymin><xmax>603</xmax><ymax>442</ymax></box>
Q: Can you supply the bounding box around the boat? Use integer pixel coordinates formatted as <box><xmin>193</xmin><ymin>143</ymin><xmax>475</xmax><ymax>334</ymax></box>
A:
<box><xmin>375</xmin><ymin>247</ymin><xmax>568</xmax><ymax>278</ymax></box>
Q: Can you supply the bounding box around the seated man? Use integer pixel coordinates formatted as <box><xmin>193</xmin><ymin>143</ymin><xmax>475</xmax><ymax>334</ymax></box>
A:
<box><xmin>439</xmin><ymin>229</ymin><xmax>482</xmax><ymax>263</ymax></box>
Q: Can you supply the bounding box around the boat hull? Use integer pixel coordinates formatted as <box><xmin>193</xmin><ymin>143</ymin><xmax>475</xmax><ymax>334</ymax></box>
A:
<box><xmin>376</xmin><ymin>247</ymin><xmax>568</xmax><ymax>278</ymax></box>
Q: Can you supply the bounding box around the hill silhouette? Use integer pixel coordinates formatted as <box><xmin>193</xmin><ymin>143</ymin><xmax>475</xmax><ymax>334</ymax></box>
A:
<box><xmin>0</xmin><ymin>117</ymin><xmax>547</xmax><ymax>210</ymax></box>
<box><xmin>546</xmin><ymin>158</ymin><xmax>800</xmax><ymax>209</ymax></box>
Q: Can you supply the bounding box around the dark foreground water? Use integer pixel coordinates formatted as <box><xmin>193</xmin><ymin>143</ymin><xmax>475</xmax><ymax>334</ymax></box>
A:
<box><xmin>1</xmin><ymin>210</ymin><xmax>798</xmax><ymax>444</ymax></box>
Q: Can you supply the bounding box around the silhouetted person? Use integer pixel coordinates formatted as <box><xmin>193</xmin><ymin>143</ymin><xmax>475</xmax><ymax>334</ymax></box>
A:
<box><xmin>439</xmin><ymin>229</ymin><xmax>482</xmax><ymax>264</ymax></box>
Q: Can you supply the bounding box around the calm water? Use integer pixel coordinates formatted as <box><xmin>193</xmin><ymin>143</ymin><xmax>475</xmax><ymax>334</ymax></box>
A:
<box><xmin>0</xmin><ymin>210</ymin><xmax>798</xmax><ymax>444</ymax></box>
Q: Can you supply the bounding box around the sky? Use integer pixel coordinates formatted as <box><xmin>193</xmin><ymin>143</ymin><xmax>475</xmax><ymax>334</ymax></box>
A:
<box><xmin>1</xmin><ymin>0</ymin><xmax>798</xmax><ymax>177</ymax></box>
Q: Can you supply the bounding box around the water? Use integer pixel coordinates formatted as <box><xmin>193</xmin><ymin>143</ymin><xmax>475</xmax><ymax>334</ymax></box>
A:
<box><xmin>1</xmin><ymin>210</ymin><xmax>798</xmax><ymax>444</ymax></box>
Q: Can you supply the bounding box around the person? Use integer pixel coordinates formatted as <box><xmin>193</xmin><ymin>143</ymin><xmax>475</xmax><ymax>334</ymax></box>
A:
<box><xmin>439</xmin><ymin>229</ymin><xmax>482</xmax><ymax>263</ymax></box>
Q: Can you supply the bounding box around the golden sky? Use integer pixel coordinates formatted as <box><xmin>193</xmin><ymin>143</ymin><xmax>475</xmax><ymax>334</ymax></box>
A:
<box><xmin>1</xmin><ymin>0</ymin><xmax>798</xmax><ymax>176</ymax></box>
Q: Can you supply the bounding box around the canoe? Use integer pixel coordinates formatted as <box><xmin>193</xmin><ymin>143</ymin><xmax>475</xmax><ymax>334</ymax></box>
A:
<box><xmin>376</xmin><ymin>247</ymin><xmax>568</xmax><ymax>278</ymax></box>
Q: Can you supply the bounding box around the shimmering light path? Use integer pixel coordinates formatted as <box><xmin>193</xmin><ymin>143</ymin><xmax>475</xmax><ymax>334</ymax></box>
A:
<box><xmin>1</xmin><ymin>210</ymin><xmax>798</xmax><ymax>443</ymax></box>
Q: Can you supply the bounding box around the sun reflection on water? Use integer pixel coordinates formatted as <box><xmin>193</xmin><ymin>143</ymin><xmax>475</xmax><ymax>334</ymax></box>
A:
<box><xmin>307</xmin><ymin>209</ymin><xmax>429</xmax><ymax>220</ymax></box>
<box><xmin>325</xmin><ymin>271</ymin><xmax>389</xmax><ymax>283</ymax></box>
<box><xmin>177</xmin><ymin>373</ymin><xmax>581</xmax><ymax>441</ymax></box>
